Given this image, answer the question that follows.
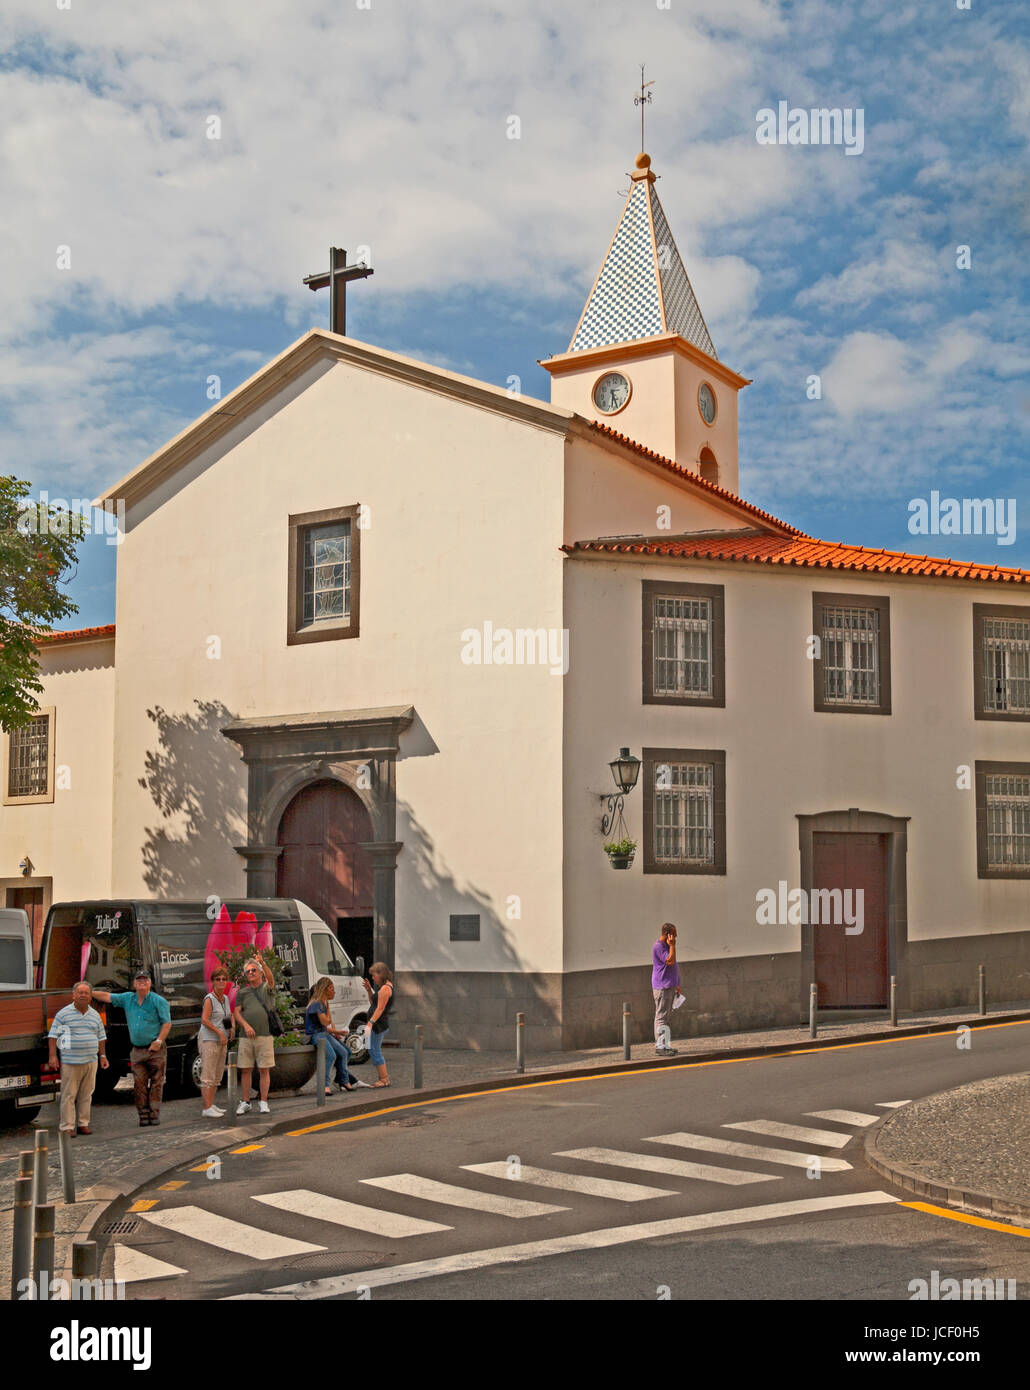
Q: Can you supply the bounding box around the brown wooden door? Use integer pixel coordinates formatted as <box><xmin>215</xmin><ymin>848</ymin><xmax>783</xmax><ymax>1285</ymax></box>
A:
<box><xmin>9</xmin><ymin>886</ymin><xmax>45</xmax><ymax>961</ymax></box>
<box><xmin>812</xmin><ymin>832</ymin><xmax>889</xmax><ymax>1007</ymax></box>
<box><xmin>276</xmin><ymin>781</ymin><xmax>374</xmax><ymax>927</ymax></box>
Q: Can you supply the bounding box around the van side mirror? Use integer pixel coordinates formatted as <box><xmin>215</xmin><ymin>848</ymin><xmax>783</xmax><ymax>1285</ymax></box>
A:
<box><xmin>354</xmin><ymin>955</ymin><xmax>365</xmax><ymax>979</ymax></box>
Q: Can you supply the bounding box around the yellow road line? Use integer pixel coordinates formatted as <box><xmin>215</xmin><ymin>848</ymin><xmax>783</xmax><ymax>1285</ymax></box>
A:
<box><xmin>230</xmin><ymin>1143</ymin><xmax>265</xmax><ymax>1154</ymax></box>
<box><xmin>901</xmin><ymin>1200</ymin><xmax>1030</xmax><ymax>1238</ymax></box>
<box><xmin>286</xmin><ymin>1018</ymin><xmax>1030</xmax><ymax>1137</ymax></box>
<box><xmin>190</xmin><ymin>1160</ymin><xmax>217</xmax><ymax>1172</ymax></box>
<box><xmin>158</xmin><ymin>1180</ymin><xmax>187</xmax><ymax>1190</ymax></box>
<box><xmin>128</xmin><ymin>1199</ymin><xmax>158</xmax><ymax>1212</ymax></box>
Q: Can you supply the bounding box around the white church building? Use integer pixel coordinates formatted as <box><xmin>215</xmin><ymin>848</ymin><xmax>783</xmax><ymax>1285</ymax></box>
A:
<box><xmin>4</xmin><ymin>149</ymin><xmax>1030</xmax><ymax>1048</ymax></box>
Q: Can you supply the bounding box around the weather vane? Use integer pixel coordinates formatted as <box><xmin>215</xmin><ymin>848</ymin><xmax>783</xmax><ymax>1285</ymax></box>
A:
<box><xmin>634</xmin><ymin>64</ymin><xmax>654</xmax><ymax>150</ymax></box>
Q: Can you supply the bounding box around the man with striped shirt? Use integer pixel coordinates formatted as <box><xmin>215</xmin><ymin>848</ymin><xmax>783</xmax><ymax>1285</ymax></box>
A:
<box><xmin>47</xmin><ymin>982</ymin><xmax>109</xmax><ymax>1136</ymax></box>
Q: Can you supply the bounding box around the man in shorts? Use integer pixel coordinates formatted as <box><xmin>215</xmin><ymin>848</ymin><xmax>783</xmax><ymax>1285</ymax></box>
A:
<box><xmin>233</xmin><ymin>955</ymin><xmax>276</xmax><ymax>1115</ymax></box>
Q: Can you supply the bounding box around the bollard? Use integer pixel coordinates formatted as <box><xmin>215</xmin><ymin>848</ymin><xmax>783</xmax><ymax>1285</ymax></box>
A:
<box><xmin>33</xmin><ymin>1130</ymin><xmax>48</xmax><ymax>1208</ymax></box>
<box><xmin>413</xmin><ymin>1024</ymin><xmax>423</xmax><ymax>1089</ymax></box>
<box><xmin>978</xmin><ymin>963</ymin><xmax>986</xmax><ymax>1017</ymax></box>
<box><xmin>809</xmin><ymin>982</ymin><xmax>818</xmax><ymax>1039</ymax></box>
<box><xmin>11</xmin><ymin>1174</ymin><xmax>33</xmax><ymax>1300</ymax></box>
<box><xmin>316</xmin><ymin>1034</ymin><xmax>326</xmax><ymax>1107</ymax></box>
<box><xmin>19</xmin><ymin>1150</ymin><xmax>33</xmax><ymax>1179</ymax></box>
<box><xmin>71</xmin><ymin>1240</ymin><xmax>98</xmax><ymax>1300</ymax></box>
<box><xmin>33</xmin><ymin>1202</ymin><xmax>55</xmax><ymax>1299</ymax></box>
<box><xmin>889</xmin><ymin>975</ymin><xmax>897</xmax><ymax>1028</ymax></box>
<box><xmin>225</xmin><ymin>1053</ymin><xmax>237</xmax><ymax>1124</ymax></box>
<box><xmin>58</xmin><ymin>1127</ymin><xmax>76</xmax><ymax>1205</ymax></box>
<box><xmin>622</xmin><ymin>1001</ymin><xmax>631</xmax><ymax>1062</ymax></box>
<box><xmin>516</xmin><ymin>1012</ymin><xmax>525</xmax><ymax>1074</ymax></box>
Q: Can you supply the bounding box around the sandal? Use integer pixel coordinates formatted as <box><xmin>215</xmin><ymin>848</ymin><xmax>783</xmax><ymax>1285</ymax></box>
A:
<box><xmin>324</xmin><ymin>1087</ymin><xmax>333</xmax><ymax>1096</ymax></box>
<box><xmin>374</xmin><ymin>1079</ymin><xmax>391</xmax><ymax>1088</ymax></box>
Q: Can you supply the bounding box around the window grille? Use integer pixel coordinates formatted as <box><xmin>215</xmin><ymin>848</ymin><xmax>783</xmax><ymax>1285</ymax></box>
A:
<box><xmin>985</xmin><ymin>774</ymin><xmax>1030</xmax><ymax>869</ymax></box>
<box><xmin>7</xmin><ymin>715</ymin><xmax>49</xmax><ymax>798</ymax></box>
<box><xmin>654</xmin><ymin>762</ymin><xmax>714</xmax><ymax>865</ymax></box>
<box><xmin>653</xmin><ymin>596</ymin><xmax>712</xmax><ymax>697</ymax></box>
<box><xmin>821</xmin><ymin>605</ymin><xmax>880</xmax><ymax>705</ymax></box>
<box><xmin>983</xmin><ymin>619</ymin><xmax>1030</xmax><ymax>714</ymax></box>
<box><xmin>303</xmin><ymin>522</ymin><xmax>350</xmax><ymax>625</ymax></box>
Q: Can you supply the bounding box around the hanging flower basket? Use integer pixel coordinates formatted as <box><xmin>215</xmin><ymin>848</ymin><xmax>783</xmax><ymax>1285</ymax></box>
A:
<box><xmin>604</xmin><ymin>838</ymin><xmax>637</xmax><ymax>870</ymax></box>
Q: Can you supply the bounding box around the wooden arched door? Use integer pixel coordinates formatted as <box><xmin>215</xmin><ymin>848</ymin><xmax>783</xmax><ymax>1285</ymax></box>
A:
<box><xmin>276</xmin><ymin>780</ymin><xmax>374</xmax><ymax>966</ymax></box>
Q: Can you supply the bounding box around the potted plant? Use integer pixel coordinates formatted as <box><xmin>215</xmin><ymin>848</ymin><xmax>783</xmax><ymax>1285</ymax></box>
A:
<box><xmin>216</xmin><ymin>944</ymin><xmax>317</xmax><ymax>1092</ymax></box>
<box><xmin>603</xmin><ymin>837</ymin><xmax>637</xmax><ymax>870</ymax></box>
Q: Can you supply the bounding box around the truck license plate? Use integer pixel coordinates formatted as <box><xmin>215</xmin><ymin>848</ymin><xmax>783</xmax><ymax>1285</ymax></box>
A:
<box><xmin>0</xmin><ymin>1074</ymin><xmax>31</xmax><ymax>1091</ymax></box>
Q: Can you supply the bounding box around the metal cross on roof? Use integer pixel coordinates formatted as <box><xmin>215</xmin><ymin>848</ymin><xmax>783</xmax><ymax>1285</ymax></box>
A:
<box><xmin>634</xmin><ymin>64</ymin><xmax>654</xmax><ymax>150</ymax></box>
<box><xmin>303</xmin><ymin>247</ymin><xmax>374</xmax><ymax>336</ymax></box>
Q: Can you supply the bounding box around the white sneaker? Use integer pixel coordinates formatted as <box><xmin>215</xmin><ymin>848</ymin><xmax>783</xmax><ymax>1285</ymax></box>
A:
<box><xmin>236</xmin><ymin>1100</ymin><xmax>251</xmax><ymax>1115</ymax></box>
<box><xmin>352</xmin><ymin>1079</ymin><xmax>373</xmax><ymax>1088</ymax></box>
<box><xmin>257</xmin><ymin>1100</ymin><xmax>270</xmax><ymax>1114</ymax></box>
<box><xmin>202</xmin><ymin>1106</ymin><xmax>223</xmax><ymax>1118</ymax></box>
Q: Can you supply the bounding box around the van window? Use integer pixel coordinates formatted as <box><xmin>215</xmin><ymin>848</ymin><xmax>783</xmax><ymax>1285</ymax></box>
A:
<box><xmin>310</xmin><ymin>931</ymin><xmax>350</xmax><ymax>977</ymax></box>
<box><xmin>44</xmin><ymin>906</ymin><xmax>136</xmax><ymax>991</ymax></box>
<box><xmin>0</xmin><ymin>937</ymin><xmax>27</xmax><ymax>985</ymax></box>
<box><xmin>152</xmin><ymin>929</ymin><xmax>208</xmax><ymax>1011</ymax></box>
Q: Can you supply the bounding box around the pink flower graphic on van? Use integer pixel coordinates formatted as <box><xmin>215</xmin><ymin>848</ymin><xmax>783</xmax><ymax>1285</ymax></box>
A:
<box><xmin>203</xmin><ymin>905</ymin><xmax>273</xmax><ymax>1007</ymax></box>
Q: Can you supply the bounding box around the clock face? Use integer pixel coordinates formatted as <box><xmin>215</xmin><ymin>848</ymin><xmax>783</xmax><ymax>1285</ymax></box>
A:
<box><xmin>593</xmin><ymin>372</ymin><xmax>631</xmax><ymax>414</ymax></box>
<box><xmin>698</xmin><ymin>383</ymin><xmax>717</xmax><ymax>425</ymax></box>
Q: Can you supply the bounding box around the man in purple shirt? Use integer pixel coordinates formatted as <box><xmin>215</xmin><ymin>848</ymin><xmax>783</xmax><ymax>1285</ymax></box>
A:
<box><xmin>652</xmin><ymin>923</ymin><xmax>682</xmax><ymax>1056</ymax></box>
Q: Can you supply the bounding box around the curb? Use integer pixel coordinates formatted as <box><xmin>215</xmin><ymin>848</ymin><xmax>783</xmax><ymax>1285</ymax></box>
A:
<box><xmin>864</xmin><ymin>1107</ymin><xmax>1030</xmax><ymax>1230</ymax></box>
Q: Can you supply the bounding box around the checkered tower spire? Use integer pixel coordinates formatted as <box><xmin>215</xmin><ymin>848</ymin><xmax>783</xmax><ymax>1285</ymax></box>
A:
<box><xmin>569</xmin><ymin>153</ymin><xmax>716</xmax><ymax>359</ymax></box>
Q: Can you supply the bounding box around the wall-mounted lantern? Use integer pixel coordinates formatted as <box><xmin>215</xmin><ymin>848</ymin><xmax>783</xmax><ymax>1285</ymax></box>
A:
<box><xmin>599</xmin><ymin>747</ymin><xmax>641</xmax><ymax>837</ymax></box>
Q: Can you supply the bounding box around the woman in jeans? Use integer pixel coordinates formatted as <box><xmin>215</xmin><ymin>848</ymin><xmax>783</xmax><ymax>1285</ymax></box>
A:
<box><xmin>199</xmin><ymin>969</ymin><xmax>235</xmax><ymax>1118</ymax></box>
<box><xmin>362</xmin><ymin>962</ymin><xmax>394</xmax><ymax>1088</ymax></box>
<box><xmin>305</xmin><ymin>977</ymin><xmax>355</xmax><ymax>1094</ymax></box>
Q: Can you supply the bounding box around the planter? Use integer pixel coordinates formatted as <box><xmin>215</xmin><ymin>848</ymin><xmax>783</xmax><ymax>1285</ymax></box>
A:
<box><xmin>606</xmin><ymin>853</ymin><xmax>635</xmax><ymax>870</ymax></box>
<box><xmin>269</xmin><ymin>1044</ymin><xmax>317</xmax><ymax>1091</ymax></box>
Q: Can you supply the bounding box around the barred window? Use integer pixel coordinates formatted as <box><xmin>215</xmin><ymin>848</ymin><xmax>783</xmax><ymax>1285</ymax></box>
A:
<box><xmin>654</xmin><ymin>761</ymin><xmax>714</xmax><ymax>866</ymax></box>
<box><xmin>985</xmin><ymin>774</ymin><xmax>1030</xmax><ymax>870</ymax></box>
<box><xmin>303</xmin><ymin>521</ymin><xmax>351</xmax><ymax>625</ymax></box>
<box><xmin>983</xmin><ymin>619</ymin><xmax>1030</xmax><ymax>714</ymax></box>
<box><xmin>7</xmin><ymin>715</ymin><xmax>50</xmax><ymax>799</ymax></box>
<box><xmin>653</xmin><ymin>596</ymin><xmax>712</xmax><ymax>697</ymax></box>
<box><xmin>821</xmin><ymin>605</ymin><xmax>880</xmax><ymax>705</ymax></box>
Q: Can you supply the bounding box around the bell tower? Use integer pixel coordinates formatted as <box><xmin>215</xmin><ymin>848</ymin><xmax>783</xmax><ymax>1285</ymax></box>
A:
<box><xmin>542</xmin><ymin>152</ymin><xmax>749</xmax><ymax>495</ymax></box>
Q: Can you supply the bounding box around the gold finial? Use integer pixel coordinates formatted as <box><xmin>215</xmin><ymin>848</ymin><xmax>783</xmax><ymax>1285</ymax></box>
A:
<box><xmin>634</xmin><ymin>63</ymin><xmax>654</xmax><ymax>151</ymax></box>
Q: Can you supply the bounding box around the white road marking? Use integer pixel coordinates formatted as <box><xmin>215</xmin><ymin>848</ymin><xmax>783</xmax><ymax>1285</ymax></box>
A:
<box><xmin>554</xmin><ymin>1147</ymin><xmax>780</xmax><ymax>1185</ymax></box>
<box><xmin>228</xmin><ymin>1191</ymin><xmax>900</xmax><ymax>1299</ymax></box>
<box><xmin>805</xmin><ymin>1109</ymin><xmax>881</xmax><ymax>1127</ymax></box>
<box><xmin>140</xmin><ymin>1205</ymin><xmax>324</xmax><ymax>1260</ymax></box>
<box><xmin>113</xmin><ymin>1244</ymin><xmax>187</xmax><ymax>1284</ymax></box>
<box><xmin>253</xmin><ymin>1189</ymin><xmax>451</xmax><ymax>1237</ymax></box>
<box><xmin>462</xmin><ymin>1162</ymin><xmax>676</xmax><ymax>1202</ymax></box>
<box><xmin>360</xmin><ymin>1174</ymin><xmax>566</xmax><ymax>1218</ymax></box>
<box><xmin>722</xmin><ymin>1120</ymin><xmax>854</xmax><ymax>1149</ymax></box>
<box><xmin>876</xmin><ymin>1101</ymin><xmax>910</xmax><ymax>1108</ymax></box>
<box><xmin>646</xmin><ymin>1132</ymin><xmax>851</xmax><ymax>1171</ymax></box>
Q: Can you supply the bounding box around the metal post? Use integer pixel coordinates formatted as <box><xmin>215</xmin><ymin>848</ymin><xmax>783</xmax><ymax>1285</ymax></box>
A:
<box><xmin>978</xmin><ymin>964</ymin><xmax>986</xmax><ymax>1017</ymax></box>
<box><xmin>622</xmin><ymin>1001</ymin><xmax>631</xmax><ymax>1062</ymax></box>
<box><xmin>71</xmin><ymin>1240</ymin><xmax>98</xmax><ymax>1300</ymax></box>
<box><xmin>225</xmin><ymin>1052</ymin><xmax>237</xmax><ymax>1124</ymax></box>
<box><xmin>18</xmin><ymin>1150</ymin><xmax>33</xmax><ymax>1179</ymax></box>
<box><xmin>413</xmin><ymin>1024</ymin><xmax>423</xmax><ymax>1089</ymax></box>
<box><xmin>516</xmin><ymin>1012</ymin><xmax>525</xmax><ymax>1074</ymax></box>
<box><xmin>809</xmin><ymin>982</ymin><xmax>817</xmax><ymax>1039</ymax></box>
<box><xmin>33</xmin><ymin>1130</ymin><xmax>48</xmax><ymax>1207</ymax></box>
<box><xmin>58</xmin><ymin>1127</ymin><xmax>76</xmax><ymax>1205</ymax></box>
<box><xmin>11</xmin><ymin>1174</ymin><xmax>33</xmax><ymax>1300</ymax></box>
<box><xmin>33</xmin><ymin>1202</ymin><xmax>55</xmax><ymax>1299</ymax></box>
<box><xmin>316</xmin><ymin>1034</ymin><xmax>326</xmax><ymax>1107</ymax></box>
<box><xmin>889</xmin><ymin>975</ymin><xmax>897</xmax><ymax>1028</ymax></box>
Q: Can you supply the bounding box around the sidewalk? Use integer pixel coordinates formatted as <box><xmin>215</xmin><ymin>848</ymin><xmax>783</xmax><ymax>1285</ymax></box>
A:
<box><xmin>2</xmin><ymin>996</ymin><xmax>1028</xmax><ymax>1297</ymax></box>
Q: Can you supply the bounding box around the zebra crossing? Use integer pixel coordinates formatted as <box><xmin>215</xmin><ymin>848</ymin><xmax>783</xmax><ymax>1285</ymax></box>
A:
<box><xmin>111</xmin><ymin>1098</ymin><xmax>910</xmax><ymax>1289</ymax></box>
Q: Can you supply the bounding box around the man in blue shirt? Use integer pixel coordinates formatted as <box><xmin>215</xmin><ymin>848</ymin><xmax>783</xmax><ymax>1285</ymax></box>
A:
<box><xmin>92</xmin><ymin>970</ymin><xmax>171</xmax><ymax>1126</ymax></box>
<box><xmin>47</xmin><ymin>981</ymin><xmax>109</xmax><ymax>1136</ymax></box>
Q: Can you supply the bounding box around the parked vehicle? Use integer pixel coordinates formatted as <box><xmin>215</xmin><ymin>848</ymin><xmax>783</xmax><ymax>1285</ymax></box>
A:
<box><xmin>0</xmin><ymin>908</ymin><xmax>64</xmax><ymax>1125</ymax></box>
<box><xmin>35</xmin><ymin>898</ymin><xmax>371</xmax><ymax>1095</ymax></box>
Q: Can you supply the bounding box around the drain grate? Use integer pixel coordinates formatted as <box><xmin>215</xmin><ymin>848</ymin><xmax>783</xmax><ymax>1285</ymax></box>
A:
<box><xmin>99</xmin><ymin>1219</ymin><xmax>141</xmax><ymax>1236</ymax></box>
<box><xmin>285</xmin><ymin>1251</ymin><xmax>391</xmax><ymax>1274</ymax></box>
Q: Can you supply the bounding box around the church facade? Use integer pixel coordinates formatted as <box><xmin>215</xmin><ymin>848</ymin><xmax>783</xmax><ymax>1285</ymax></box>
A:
<box><xmin>4</xmin><ymin>150</ymin><xmax>1030</xmax><ymax>1048</ymax></box>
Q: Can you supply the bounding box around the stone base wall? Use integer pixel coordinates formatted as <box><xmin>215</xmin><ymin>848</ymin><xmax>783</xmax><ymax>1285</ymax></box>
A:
<box><xmin>903</xmin><ymin>929</ymin><xmax>1030</xmax><ymax>1012</ymax></box>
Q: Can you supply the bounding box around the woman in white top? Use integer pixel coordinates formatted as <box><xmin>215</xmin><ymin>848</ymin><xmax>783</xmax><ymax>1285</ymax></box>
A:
<box><xmin>199</xmin><ymin>969</ymin><xmax>235</xmax><ymax>1117</ymax></box>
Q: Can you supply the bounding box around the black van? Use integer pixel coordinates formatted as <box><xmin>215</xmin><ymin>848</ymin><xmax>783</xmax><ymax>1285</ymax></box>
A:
<box><xmin>37</xmin><ymin>898</ymin><xmax>371</xmax><ymax>1092</ymax></box>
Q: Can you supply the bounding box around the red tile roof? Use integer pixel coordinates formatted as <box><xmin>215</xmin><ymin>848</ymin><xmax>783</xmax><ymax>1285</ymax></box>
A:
<box><xmin>563</xmin><ymin>533</ymin><xmax>1030</xmax><ymax>585</ymax></box>
<box><xmin>585</xmin><ymin>421</ymin><xmax>803</xmax><ymax>537</ymax></box>
<box><xmin>35</xmin><ymin>624</ymin><xmax>116</xmax><ymax>645</ymax></box>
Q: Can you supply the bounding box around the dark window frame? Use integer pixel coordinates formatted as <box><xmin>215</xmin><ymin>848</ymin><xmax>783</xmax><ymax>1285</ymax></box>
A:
<box><xmin>812</xmin><ymin>591</ymin><xmax>891</xmax><ymax>716</ymax></box>
<box><xmin>975</xmin><ymin>759</ymin><xmax>1030</xmax><ymax>880</ymax></box>
<box><xmin>972</xmin><ymin>603</ymin><xmax>1030</xmax><ymax>723</ymax></box>
<box><xmin>642</xmin><ymin>580</ymin><xmax>726</xmax><ymax>708</ymax></box>
<box><xmin>287</xmin><ymin>505</ymin><xmax>361</xmax><ymax>646</ymax></box>
<box><xmin>642</xmin><ymin>746</ymin><xmax>727</xmax><ymax>876</ymax></box>
<box><xmin>3</xmin><ymin>706</ymin><xmax>56</xmax><ymax>806</ymax></box>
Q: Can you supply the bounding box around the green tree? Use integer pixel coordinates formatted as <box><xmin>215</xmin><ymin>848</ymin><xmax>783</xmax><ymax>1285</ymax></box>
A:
<box><xmin>0</xmin><ymin>476</ymin><xmax>84</xmax><ymax>730</ymax></box>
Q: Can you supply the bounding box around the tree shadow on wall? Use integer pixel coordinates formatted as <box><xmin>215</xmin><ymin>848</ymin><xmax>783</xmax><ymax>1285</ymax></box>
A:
<box><xmin>137</xmin><ymin>700</ymin><xmax>245</xmax><ymax>896</ymax></box>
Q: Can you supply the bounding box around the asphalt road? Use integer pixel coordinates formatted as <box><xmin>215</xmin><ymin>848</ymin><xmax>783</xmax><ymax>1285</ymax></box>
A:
<box><xmin>102</xmin><ymin>1021</ymin><xmax>1030</xmax><ymax>1301</ymax></box>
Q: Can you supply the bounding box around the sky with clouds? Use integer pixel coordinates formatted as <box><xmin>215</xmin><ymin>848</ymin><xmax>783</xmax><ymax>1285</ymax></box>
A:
<box><xmin>2</xmin><ymin>0</ymin><xmax>1028</xmax><ymax>626</ymax></box>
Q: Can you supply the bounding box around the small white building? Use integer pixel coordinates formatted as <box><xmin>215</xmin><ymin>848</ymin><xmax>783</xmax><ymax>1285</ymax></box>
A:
<box><xmin>4</xmin><ymin>150</ymin><xmax>1030</xmax><ymax>1047</ymax></box>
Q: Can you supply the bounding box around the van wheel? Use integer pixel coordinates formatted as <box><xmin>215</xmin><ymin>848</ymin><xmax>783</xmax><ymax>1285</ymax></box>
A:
<box><xmin>346</xmin><ymin>1019</ymin><xmax>370</xmax><ymax>1065</ymax></box>
<box><xmin>185</xmin><ymin>1043</ymin><xmax>204</xmax><ymax>1096</ymax></box>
